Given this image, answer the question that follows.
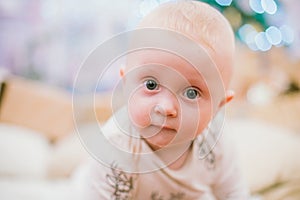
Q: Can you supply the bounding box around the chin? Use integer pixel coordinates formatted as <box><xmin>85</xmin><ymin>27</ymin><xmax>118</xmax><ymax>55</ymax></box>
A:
<box><xmin>145</xmin><ymin>139</ymin><xmax>170</xmax><ymax>150</ymax></box>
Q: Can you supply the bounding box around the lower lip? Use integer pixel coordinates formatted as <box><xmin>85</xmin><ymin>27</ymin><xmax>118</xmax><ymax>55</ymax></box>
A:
<box><xmin>158</xmin><ymin>127</ymin><xmax>176</xmax><ymax>133</ymax></box>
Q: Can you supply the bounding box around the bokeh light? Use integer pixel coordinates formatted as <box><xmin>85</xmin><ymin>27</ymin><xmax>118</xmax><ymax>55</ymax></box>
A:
<box><xmin>246</xmin><ymin>30</ymin><xmax>259</xmax><ymax>51</ymax></box>
<box><xmin>249</xmin><ymin>0</ymin><xmax>278</xmax><ymax>14</ymax></box>
<box><xmin>261</xmin><ymin>0</ymin><xmax>277</xmax><ymax>15</ymax></box>
<box><xmin>238</xmin><ymin>24</ymin><xmax>257</xmax><ymax>42</ymax></box>
<box><xmin>215</xmin><ymin>0</ymin><xmax>233</xmax><ymax>6</ymax></box>
<box><xmin>280</xmin><ymin>25</ymin><xmax>295</xmax><ymax>45</ymax></box>
<box><xmin>266</xmin><ymin>26</ymin><xmax>282</xmax><ymax>45</ymax></box>
<box><xmin>255</xmin><ymin>32</ymin><xmax>272</xmax><ymax>51</ymax></box>
<box><xmin>249</xmin><ymin>0</ymin><xmax>264</xmax><ymax>14</ymax></box>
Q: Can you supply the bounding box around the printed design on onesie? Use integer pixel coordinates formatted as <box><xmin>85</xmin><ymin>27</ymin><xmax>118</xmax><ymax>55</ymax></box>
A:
<box><xmin>106</xmin><ymin>163</ymin><xmax>135</xmax><ymax>200</ymax></box>
<box><xmin>196</xmin><ymin>135</ymin><xmax>216</xmax><ymax>170</ymax></box>
<box><xmin>151</xmin><ymin>191</ymin><xmax>185</xmax><ymax>200</ymax></box>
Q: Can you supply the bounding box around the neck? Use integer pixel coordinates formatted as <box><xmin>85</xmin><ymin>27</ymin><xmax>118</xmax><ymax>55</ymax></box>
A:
<box><xmin>154</xmin><ymin>141</ymin><xmax>193</xmax><ymax>170</ymax></box>
<box><xmin>168</xmin><ymin>145</ymin><xmax>193</xmax><ymax>170</ymax></box>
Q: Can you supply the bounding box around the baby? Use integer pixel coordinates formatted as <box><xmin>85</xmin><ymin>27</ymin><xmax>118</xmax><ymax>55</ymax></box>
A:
<box><xmin>79</xmin><ymin>1</ymin><xmax>248</xmax><ymax>199</ymax></box>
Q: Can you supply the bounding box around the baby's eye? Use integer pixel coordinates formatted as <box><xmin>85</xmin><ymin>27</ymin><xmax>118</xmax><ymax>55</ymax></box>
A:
<box><xmin>184</xmin><ymin>88</ymin><xmax>200</xmax><ymax>100</ymax></box>
<box><xmin>144</xmin><ymin>79</ymin><xmax>159</xmax><ymax>90</ymax></box>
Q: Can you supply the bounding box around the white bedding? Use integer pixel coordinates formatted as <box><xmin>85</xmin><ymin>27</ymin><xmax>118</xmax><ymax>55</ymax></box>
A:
<box><xmin>1</xmin><ymin>119</ymin><xmax>300</xmax><ymax>200</ymax></box>
<box><xmin>0</xmin><ymin>178</ymin><xmax>74</xmax><ymax>200</ymax></box>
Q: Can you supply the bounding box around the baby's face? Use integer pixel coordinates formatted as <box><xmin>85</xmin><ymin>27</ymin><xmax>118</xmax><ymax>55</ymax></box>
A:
<box><xmin>122</xmin><ymin>49</ymin><xmax>226</xmax><ymax>150</ymax></box>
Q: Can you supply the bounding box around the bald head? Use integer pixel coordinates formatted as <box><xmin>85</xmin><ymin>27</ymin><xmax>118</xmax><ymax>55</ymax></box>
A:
<box><xmin>135</xmin><ymin>1</ymin><xmax>235</xmax><ymax>88</ymax></box>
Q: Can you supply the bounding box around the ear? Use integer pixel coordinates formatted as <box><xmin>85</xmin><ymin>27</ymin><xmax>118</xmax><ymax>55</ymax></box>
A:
<box><xmin>219</xmin><ymin>90</ymin><xmax>234</xmax><ymax>108</ymax></box>
<box><xmin>119</xmin><ymin>67</ymin><xmax>125</xmax><ymax>77</ymax></box>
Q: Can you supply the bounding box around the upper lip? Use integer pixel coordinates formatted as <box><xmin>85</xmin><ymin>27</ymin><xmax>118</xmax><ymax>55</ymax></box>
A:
<box><xmin>154</xmin><ymin>124</ymin><xmax>177</xmax><ymax>131</ymax></box>
<box><xmin>162</xmin><ymin>126</ymin><xmax>174</xmax><ymax>130</ymax></box>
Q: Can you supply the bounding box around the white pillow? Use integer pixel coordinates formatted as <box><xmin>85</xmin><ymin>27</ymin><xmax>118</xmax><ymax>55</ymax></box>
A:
<box><xmin>0</xmin><ymin>123</ymin><xmax>50</xmax><ymax>179</ymax></box>
<box><xmin>225</xmin><ymin>118</ymin><xmax>300</xmax><ymax>192</ymax></box>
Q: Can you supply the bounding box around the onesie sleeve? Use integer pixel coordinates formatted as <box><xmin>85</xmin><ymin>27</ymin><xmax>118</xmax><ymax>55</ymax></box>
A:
<box><xmin>73</xmin><ymin>114</ymin><xmax>138</xmax><ymax>200</ymax></box>
<box><xmin>76</xmin><ymin>158</ymin><xmax>137</xmax><ymax>200</ymax></box>
<box><xmin>80</xmin><ymin>159</ymin><xmax>114</xmax><ymax>199</ymax></box>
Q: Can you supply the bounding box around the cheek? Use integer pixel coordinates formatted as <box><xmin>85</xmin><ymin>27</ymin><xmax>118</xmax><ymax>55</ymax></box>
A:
<box><xmin>127</xmin><ymin>91</ymin><xmax>152</xmax><ymax>128</ymax></box>
<box><xmin>196</xmin><ymin>102</ymin><xmax>214</xmax><ymax>135</ymax></box>
<box><xmin>179</xmin><ymin>102</ymin><xmax>213</xmax><ymax>138</ymax></box>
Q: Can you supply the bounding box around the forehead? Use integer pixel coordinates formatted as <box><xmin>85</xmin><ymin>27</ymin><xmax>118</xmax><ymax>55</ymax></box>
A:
<box><xmin>125</xmin><ymin>48</ymin><xmax>226</xmax><ymax>99</ymax></box>
<box><xmin>126</xmin><ymin>49</ymin><xmax>214</xmax><ymax>80</ymax></box>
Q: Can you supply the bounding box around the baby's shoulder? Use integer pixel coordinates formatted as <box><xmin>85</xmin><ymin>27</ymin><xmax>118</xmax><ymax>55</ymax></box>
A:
<box><xmin>101</xmin><ymin>110</ymin><xmax>144</xmax><ymax>155</ymax></box>
<box><xmin>192</xmin><ymin>130</ymin><xmax>236</xmax><ymax>169</ymax></box>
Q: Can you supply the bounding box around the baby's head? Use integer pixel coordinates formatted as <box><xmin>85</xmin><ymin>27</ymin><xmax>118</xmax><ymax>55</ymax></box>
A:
<box><xmin>121</xmin><ymin>1</ymin><xmax>235</xmax><ymax>150</ymax></box>
<box><xmin>136</xmin><ymin>0</ymin><xmax>235</xmax><ymax>89</ymax></box>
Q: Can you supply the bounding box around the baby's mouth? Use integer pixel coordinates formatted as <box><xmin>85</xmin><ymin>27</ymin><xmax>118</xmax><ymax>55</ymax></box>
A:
<box><xmin>153</xmin><ymin>124</ymin><xmax>177</xmax><ymax>133</ymax></box>
<box><xmin>162</xmin><ymin>126</ymin><xmax>176</xmax><ymax>131</ymax></box>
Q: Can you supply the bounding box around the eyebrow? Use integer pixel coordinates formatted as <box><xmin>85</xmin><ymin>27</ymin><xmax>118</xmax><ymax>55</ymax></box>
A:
<box><xmin>186</xmin><ymin>75</ymin><xmax>208</xmax><ymax>90</ymax></box>
<box><xmin>134</xmin><ymin>67</ymin><xmax>162</xmax><ymax>78</ymax></box>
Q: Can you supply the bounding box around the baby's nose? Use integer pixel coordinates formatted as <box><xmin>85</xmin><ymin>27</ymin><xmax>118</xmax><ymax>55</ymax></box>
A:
<box><xmin>154</xmin><ymin>93</ymin><xmax>178</xmax><ymax>117</ymax></box>
<box><xmin>154</xmin><ymin>104</ymin><xmax>177</xmax><ymax>117</ymax></box>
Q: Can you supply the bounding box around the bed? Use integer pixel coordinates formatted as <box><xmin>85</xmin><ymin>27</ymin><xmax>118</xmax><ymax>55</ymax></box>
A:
<box><xmin>1</xmin><ymin>75</ymin><xmax>300</xmax><ymax>200</ymax></box>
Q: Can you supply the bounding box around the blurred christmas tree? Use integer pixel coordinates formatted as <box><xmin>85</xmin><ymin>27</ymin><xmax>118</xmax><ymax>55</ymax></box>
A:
<box><xmin>200</xmin><ymin>0</ymin><xmax>277</xmax><ymax>33</ymax></box>
<box><xmin>137</xmin><ymin>0</ymin><xmax>294</xmax><ymax>52</ymax></box>
<box><xmin>198</xmin><ymin>0</ymin><xmax>294</xmax><ymax>52</ymax></box>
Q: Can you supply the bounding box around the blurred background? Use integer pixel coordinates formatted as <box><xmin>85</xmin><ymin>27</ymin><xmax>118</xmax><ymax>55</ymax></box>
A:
<box><xmin>0</xmin><ymin>0</ymin><xmax>300</xmax><ymax>200</ymax></box>
<box><xmin>0</xmin><ymin>0</ymin><xmax>299</xmax><ymax>130</ymax></box>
